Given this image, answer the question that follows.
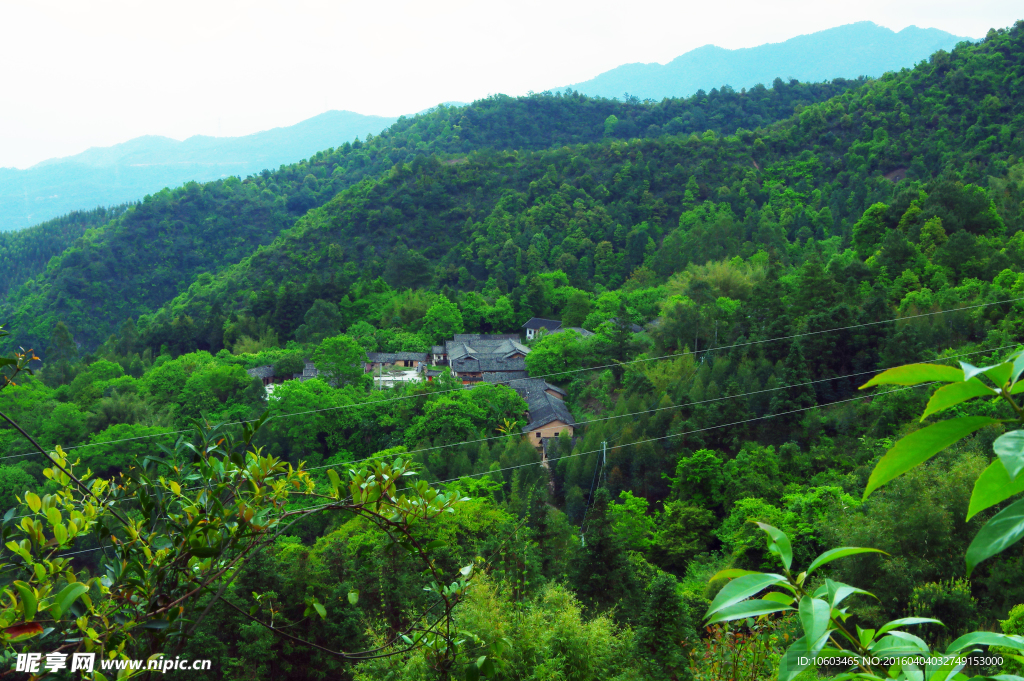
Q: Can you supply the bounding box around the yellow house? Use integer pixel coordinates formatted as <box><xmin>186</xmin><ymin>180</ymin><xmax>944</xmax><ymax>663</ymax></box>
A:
<box><xmin>512</xmin><ymin>379</ymin><xmax>574</xmax><ymax>450</ymax></box>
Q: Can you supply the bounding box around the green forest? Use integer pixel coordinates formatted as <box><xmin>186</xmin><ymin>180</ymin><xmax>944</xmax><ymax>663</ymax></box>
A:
<box><xmin>0</xmin><ymin>19</ymin><xmax>1023</xmax><ymax>681</ymax></box>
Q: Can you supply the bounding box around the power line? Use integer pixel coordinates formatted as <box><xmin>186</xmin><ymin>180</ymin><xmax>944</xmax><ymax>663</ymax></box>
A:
<box><xmin>6</xmin><ymin>294</ymin><xmax>1016</xmax><ymax>462</ymax></box>
<box><xmin>252</xmin><ymin>341</ymin><xmax>1021</xmax><ymax>477</ymax></box>
<box><xmin>10</xmin><ymin>341</ymin><xmax>1015</xmax><ymax>522</ymax></box>
<box><xmin>429</xmin><ymin>383</ymin><xmax>932</xmax><ymax>489</ymax></box>
<box><xmin>49</xmin><ymin>381</ymin><xmax>933</xmax><ymax>559</ymax></box>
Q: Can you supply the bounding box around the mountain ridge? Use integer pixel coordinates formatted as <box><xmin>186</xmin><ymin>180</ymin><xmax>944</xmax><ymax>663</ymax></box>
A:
<box><xmin>28</xmin><ymin>110</ymin><xmax>399</xmax><ymax>169</ymax></box>
<box><xmin>563</xmin><ymin>22</ymin><xmax>972</xmax><ymax>100</ymax></box>
<box><xmin>0</xmin><ymin>110</ymin><xmax>399</xmax><ymax>231</ymax></box>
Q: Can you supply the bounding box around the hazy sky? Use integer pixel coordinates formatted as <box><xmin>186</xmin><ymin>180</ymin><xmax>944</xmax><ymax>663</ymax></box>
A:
<box><xmin>0</xmin><ymin>0</ymin><xmax>1018</xmax><ymax>169</ymax></box>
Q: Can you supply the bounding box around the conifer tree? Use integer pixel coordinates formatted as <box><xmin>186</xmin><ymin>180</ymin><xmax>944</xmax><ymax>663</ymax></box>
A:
<box><xmin>636</xmin><ymin>572</ymin><xmax>695</xmax><ymax>681</ymax></box>
<box><xmin>767</xmin><ymin>340</ymin><xmax>816</xmax><ymax>438</ymax></box>
<box><xmin>572</xmin><ymin>488</ymin><xmax>636</xmax><ymax>613</ymax></box>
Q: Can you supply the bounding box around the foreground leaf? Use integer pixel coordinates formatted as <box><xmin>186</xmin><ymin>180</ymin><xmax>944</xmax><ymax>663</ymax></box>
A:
<box><xmin>709</xmin><ymin>568</ymin><xmax>759</xmax><ymax>581</ymax></box>
<box><xmin>860</xmin><ymin>364</ymin><xmax>963</xmax><ymax>389</ymax></box>
<box><xmin>807</xmin><ymin>547</ymin><xmax>887</xmax><ymax>575</ymax></box>
<box><xmin>707</xmin><ymin>599</ymin><xmax>794</xmax><ymax>624</ymax></box>
<box><xmin>967</xmin><ymin>460</ymin><xmax>1024</xmax><ymax>520</ymax></box>
<box><xmin>823</xmin><ymin>579</ymin><xmax>875</xmax><ymax>608</ymax></box>
<box><xmin>960</xmin><ymin>362</ymin><xmax>1002</xmax><ymax>382</ymax></box>
<box><xmin>876</xmin><ymin>617</ymin><xmax>942</xmax><ymax>637</ymax></box>
<box><xmin>921</xmin><ymin>379</ymin><xmax>996</xmax><ymax>421</ymax></box>
<box><xmin>779</xmin><ymin>631</ymin><xmax>831</xmax><ymax>681</ymax></box>
<box><xmin>865</xmin><ymin>417</ymin><xmax>999</xmax><ymax>498</ymax></box>
<box><xmin>706</xmin><ymin>573</ymin><xmax>787</xmax><ymax>618</ymax></box>
<box><xmin>993</xmin><ymin>430</ymin><xmax>1024</xmax><ymax>481</ymax></box>
<box><xmin>53</xmin><ymin>583</ymin><xmax>89</xmax><ymax>619</ymax></box>
<box><xmin>799</xmin><ymin>596</ymin><xmax>831</xmax><ymax>642</ymax></box>
<box><xmin>756</xmin><ymin>522</ymin><xmax>793</xmax><ymax>570</ymax></box>
<box><xmin>946</xmin><ymin>631</ymin><xmax>1024</xmax><ymax>654</ymax></box>
<box><xmin>870</xmin><ymin>632</ymin><xmax>930</xmax><ymax>655</ymax></box>
<box><xmin>1</xmin><ymin>622</ymin><xmax>43</xmax><ymax>641</ymax></box>
<box><xmin>966</xmin><ymin>497</ymin><xmax>1024</xmax><ymax>576</ymax></box>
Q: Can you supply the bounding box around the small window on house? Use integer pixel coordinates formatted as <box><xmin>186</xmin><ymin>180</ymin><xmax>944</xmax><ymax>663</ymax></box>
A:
<box><xmin>536</xmin><ymin>432</ymin><xmax>541</xmax><ymax>438</ymax></box>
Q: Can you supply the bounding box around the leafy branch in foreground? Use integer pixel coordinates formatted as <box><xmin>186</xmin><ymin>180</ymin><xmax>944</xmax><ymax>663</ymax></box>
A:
<box><xmin>860</xmin><ymin>348</ymin><xmax>1024</xmax><ymax>574</ymax></box>
<box><xmin>706</xmin><ymin>523</ymin><xmax>1024</xmax><ymax>681</ymax></box>
<box><xmin>0</xmin><ymin>409</ymin><xmax>476</xmax><ymax>678</ymax></box>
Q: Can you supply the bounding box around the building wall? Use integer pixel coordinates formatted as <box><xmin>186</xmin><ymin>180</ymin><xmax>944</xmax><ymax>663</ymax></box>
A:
<box><xmin>365</xmin><ymin>360</ymin><xmax>422</xmax><ymax>372</ymax></box>
<box><xmin>527</xmin><ymin>420</ymin><xmax>573</xmax><ymax>449</ymax></box>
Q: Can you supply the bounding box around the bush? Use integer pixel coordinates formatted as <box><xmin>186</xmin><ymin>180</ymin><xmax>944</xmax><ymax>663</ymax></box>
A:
<box><xmin>273</xmin><ymin>354</ymin><xmax>305</xmax><ymax>377</ymax></box>
<box><xmin>996</xmin><ymin>604</ymin><xmax>1024</xmax><ymax>675</ymax></box>
<box><xmin>909</xmin><ymin>578</ymin><xmax>979</xmax><ymax>646</ymax></box>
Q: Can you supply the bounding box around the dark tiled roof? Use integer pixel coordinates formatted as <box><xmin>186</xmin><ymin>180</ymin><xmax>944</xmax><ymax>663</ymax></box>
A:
<box><xmin>365</xmin><ymin>352</ymin><xmax>428</xmax><ymax>363</ymax></box>
<box><xmin>482</xmin><ymin>371</ymin><xmax>528</xmax><ymax>383</ymax></box>
<box><xmin>246</xmin><ymin>365</ymin><xmax>275</xmax><ymax>379</ymax></box>
<box><xmin>521</xmin><ymin>317</ymin><xmax>562</xmax><ymax>331</ymax></box>
<box><xmin>446</xmin><ymin>338</ymin><xmax>529</xmax><ymax>361</ymax></box>
<box><xmin>506</xmin><ymin>378</ymin><xmax>565</xmax><ymax>401</ymax></box>
<box><xmin>608</xmin><ymin>317</ymin><xmax>644</xmax><ymax>334</ymax></box>
<box><xmin>452</xmin><ymin>357</ymin><xmax>527</xmax><ymax>373</ymax></box>
<box><xmin>544</xmin><ymin>382</ymin><xmax>567</xmax><ymax>396</ymax></box>
<box><xmin>431</xmin><ymin>345</ymin><xmax>445</xmax><ymax>354</ymax></box>
<box><xmin>293</xmin><ymin>361</ymin><xmax>319</xmax><ymax>381</ymax></box>
<box><xmin>523</xmin><ymin>392</ymin><xmax>575</xmax><ymax>431</ymax></box>
<box><xmin>548</xmin><ymin>326</ymin><xmax>595</xmax><ymax>337</ymax></box>
<box><xmin>452</xmin><ymin>334</ymin><xmax>519</xmax><ymax>341</ymax></box>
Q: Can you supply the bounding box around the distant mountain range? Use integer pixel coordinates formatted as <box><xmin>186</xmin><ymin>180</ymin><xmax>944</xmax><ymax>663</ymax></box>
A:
<box><xmin>0</xmin><ymin>110</ymin><xmax>398</xmax><ymax>231</ymax></box>
<box><xmin>0</xmin><ymin>21</ymin><xmax>974</xmax><ymax>233</ymax></box>
<box><xmin>562</xmin><ymin>22</ymin><xmax>971</xmax><ymax>100</ymax></box>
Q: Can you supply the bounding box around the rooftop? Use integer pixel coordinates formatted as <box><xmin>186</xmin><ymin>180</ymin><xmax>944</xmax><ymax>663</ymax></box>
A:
<box><xmin>481</xmin><ymin>370</ymin><xmax>529</xmax><ymax>383</ymax></box>
<box><xmin>246</xmin><ymin>365</ymin><xmax>275</xmax><ymax>379</ymax></box>
<box><xmin>451</xmin><ymin>356</ymin><xmax>527</xmax><ymax>373</ymax></box>
<box><xmin>547</xmin><ymin>326</ymin><xmax>595</xmax><ymax>337</ymax></box>
<box><xmin>365</xmin><ymin>351</ymin><xmax>429</xmax><ymax>363</ymax></box>
<box><xmin>523</xmin><ymin>391</ymin><xmax>575</xmax><ymax>431</ymax></box>
<box><xmin>445</xmin><ymin>338</ymin><xmax>529</xmax><ymax>362</ymax></box>
<box><xmin>521</xmin><ymin>317</ymin><xmax>562</xmax><ymax>331</ymax></box>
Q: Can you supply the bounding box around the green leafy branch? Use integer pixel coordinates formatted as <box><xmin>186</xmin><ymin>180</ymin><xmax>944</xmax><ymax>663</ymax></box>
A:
<box><xmin>860</xmin><ymin>350</ymin><xmax>1024</xmax><ymax>573</ymax></box>
<box><xmin>706</xmin><ymin>523</ymin><xmax>1024</xmax><ymax>681</ymax></box>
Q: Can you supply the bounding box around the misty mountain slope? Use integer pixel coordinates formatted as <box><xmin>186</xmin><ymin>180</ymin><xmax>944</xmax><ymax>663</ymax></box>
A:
<box><xmin>0</xmin><ymin>81</ymin><xmax>867</xmax><ymax>351</ymax></box>
<box><xmin>140</xmin><ymin>24</ymin><xmax>1024</xmax><ymax>355</ymax></box>
<box><xmin>0</xmin><ymin>110</ymin><xmax>399</xmax><ymax>231</ymax></box>
<box><xmin>565</xmin><ymin>22</ymin><xmax>970</xmax><ymax>100</ymax></box>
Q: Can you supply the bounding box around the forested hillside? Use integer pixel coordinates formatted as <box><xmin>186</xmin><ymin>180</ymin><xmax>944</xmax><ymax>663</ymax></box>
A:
<box><xmin>137</xmin><ymin>22</ymin><xmax>1021</xmax><ymax>357</ymax></box>
<box><xmin>2</xmin><ymin>20</ymin><xmax>1024</xmax><ymax>681</ymax></box>
<box><xmin>0</xmin><ymin>205</ymin><xmax>129</xmax><ymax>298</ymax></box>
<box><xmin>0</xmin><ymin>78</ymin><xmax>864</xmax><ymax>351</ymax></box>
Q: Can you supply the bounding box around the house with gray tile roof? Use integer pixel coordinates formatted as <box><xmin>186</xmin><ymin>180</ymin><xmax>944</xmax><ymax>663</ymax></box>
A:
<box><xmin>445</xmin><ymin>338</ymin><xmax>529</xmax><ymax>362</ymax></box>
<box><xmin>246</xmin><ymin>365</ymin><xmax>277</xmax><ymax>386</ymax></box>
<box><xmin>363</xmin><ymin>352</ymin><xmax>428</xmax><ymax>372</ymax></box>
<box><xmin>521</xmin><ymin>391</ymin><xmax>575</xmax><ymax>449</ymax></box>
<box><xmin>521</xmin><ymin>317</ymin><xmax>562</xmax><ymax>340</ymax></box>
<box><xmin>547</xmin><ymin>326</ymin><xmax>595</xmax><ymax>338</ymax></box>
<box><xmin>481</xmin><ymin>371</ymin><xmax>529</xmax><ymax>383</ymax></box>
<box><xmin>451</xmin><ymin>356</ymin><xmax>527</xmax><ymax>384</ymax></box>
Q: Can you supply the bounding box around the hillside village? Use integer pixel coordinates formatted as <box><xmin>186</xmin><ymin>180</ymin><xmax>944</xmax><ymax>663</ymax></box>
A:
<box><xmin>246</xmin><ymin>318</ymin><xmax>576</xmax><ymax>450</ymax></box>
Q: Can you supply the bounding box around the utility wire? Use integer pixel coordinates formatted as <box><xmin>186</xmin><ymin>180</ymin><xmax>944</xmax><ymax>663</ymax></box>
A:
<box><xmin>227</xmin><ymin>341</ymin><xmax>1022</xmax><ymax>478</ymax></box>
<box><xmin>4</xmin><ymin>294</ymin><xmax>1019</xmax><ymax>462</ymax></box>
<box><xmin>11</xmin><ymin>341</ymin><xmax>1016</xmax><ymax>523</ymax></box>
<box><xmin>49</xmin><ymin>381</ymin><xmax>934</xmax><ymax>560</ymax></box>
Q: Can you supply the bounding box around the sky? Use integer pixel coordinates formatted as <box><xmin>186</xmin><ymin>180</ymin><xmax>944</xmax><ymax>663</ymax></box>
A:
<box><xmin>0</xmin><ymin>0</ymin><xmax>1019</xmax><ymax>169</ymax></box>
